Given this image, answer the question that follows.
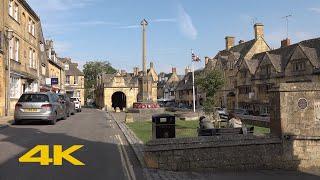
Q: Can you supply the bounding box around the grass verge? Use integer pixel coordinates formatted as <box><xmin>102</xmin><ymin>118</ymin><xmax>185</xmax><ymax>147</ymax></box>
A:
<box><xmin>127</xmin><ymin>120</ymin><xmax>270</xmax><ymax>144</ymax></box>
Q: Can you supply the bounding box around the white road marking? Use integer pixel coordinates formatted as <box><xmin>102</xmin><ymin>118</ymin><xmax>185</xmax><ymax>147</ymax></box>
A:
<box><xmin>115</xmin><ymin>134</ymin><xmax>136</xmax><ymax>180</ymax></box>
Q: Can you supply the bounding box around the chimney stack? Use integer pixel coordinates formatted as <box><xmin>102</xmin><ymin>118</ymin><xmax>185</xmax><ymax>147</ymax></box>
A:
<box><xmin>225</xmin><ymin>36</ymin><xmax>235</xmax><ymax>50</ymax></box>
<box><xmin>281</xmin><ymin>38</ymin><xmax>291</xmax><ymax>48</ymax></box>
<box><xmin>254</xmin><ymin>23</ymin><xmax>264</xmax><ymax>39</ymax></box>
<box><xmin>205</xmin><ymin>57</ymin><xmax>210</xmax><ymax>65</ymax></box>
<box><xmin>150</xmin><ymin>62</ymin><xmax>154</xmax><ymax>69</ymax></box>
<box><xmin>172</xmin><ymin>67</ymin><xmax>177</xmax><ymax>74</ymax></box>
<box><xmin>239</xmin><ymin>40</ymin><xmax>245</xmax><ymax>44</ymax></box>
<box><xmin>185</xmin><ymin>66</ymin><xmax>191</xmax><ymax>75</ymax></box>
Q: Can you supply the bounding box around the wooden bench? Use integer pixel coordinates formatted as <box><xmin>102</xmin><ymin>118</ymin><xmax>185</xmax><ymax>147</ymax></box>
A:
<box><xmin>198</xmin><ymin>127</ymin><xmax>254</xmax><ymax>136</ymax></box>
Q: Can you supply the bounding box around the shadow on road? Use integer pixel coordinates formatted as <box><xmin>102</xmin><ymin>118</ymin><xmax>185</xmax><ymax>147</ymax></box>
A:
<box><xmin>0</xmin><ymin>126</ymin><xmax>127</xmax><ymax>180</ymax></box>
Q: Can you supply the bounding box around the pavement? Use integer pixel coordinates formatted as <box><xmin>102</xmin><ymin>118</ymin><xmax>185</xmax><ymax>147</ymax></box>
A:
<box><xmin>0</xmin><ymin>116</ymin><xmax>13</xmax><ymax>129</ymax></box>
<box><xmin>0</xmin><ymin>108</ymin><xmax>145</xmax><ymax>180</ymax></box>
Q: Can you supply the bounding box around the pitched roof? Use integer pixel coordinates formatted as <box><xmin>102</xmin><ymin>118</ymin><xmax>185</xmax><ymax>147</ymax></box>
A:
<box><xmin>229</xmin><ymin>39</ymin><xmax>256</xmax><ymax>59</ymax></box>
<box><xmin>65</xmin><ymin>63</ymin><xmax>84</xmax><ymax>76</ymax></box>
<box><xmin>251</xmin><ymin>37</ymin><xmax>320</xmax><ymax>73</ymax></box>
<box><xmin>175</xmin><ymin>69</ymin><xmax>203</xmax><ymax>91</ymax></box>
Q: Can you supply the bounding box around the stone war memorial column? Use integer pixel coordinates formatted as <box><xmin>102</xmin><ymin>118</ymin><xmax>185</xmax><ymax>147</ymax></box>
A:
<box><xmin>137</xmin><ymin>19</ymin><xmax>153</xmax><ymax>103</ymax></box>
<box><xmin>269</xmin><ymin>82</ymin><xmax>320</xmax><ymax>170</ymax></box>
<box><xmin>132</xmin><ymin>19</ymin><xmax>162</xmax><ymax>111</ymax></box>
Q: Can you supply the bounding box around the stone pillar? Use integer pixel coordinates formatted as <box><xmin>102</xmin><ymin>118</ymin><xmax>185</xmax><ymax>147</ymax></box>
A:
<box><xmin>269</xmin><ymin>82</ymin><xmax>320</xmax><ymax>137</ymax></box>
<box><xmin>141</xmin><ymin>19</ymin><xmax>148</xmax><ymax>76</ymax></box>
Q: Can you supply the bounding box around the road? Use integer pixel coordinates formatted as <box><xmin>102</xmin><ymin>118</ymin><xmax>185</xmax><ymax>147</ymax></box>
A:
<box><xmin>0</xmin><ymin>108</ymin><xmax>142</xmax><ymax>180</ymax></box>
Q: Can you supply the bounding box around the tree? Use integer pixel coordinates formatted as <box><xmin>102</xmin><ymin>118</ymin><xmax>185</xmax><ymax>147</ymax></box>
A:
<box><xmin>83</xmin><ymin>61</ymin><xmax>117</xmax><ymax>99</ymax></box>
<box><xmin>196</xmin><ymin>70</ymin><xmax>224</xmax><ymax>114</ymax></box>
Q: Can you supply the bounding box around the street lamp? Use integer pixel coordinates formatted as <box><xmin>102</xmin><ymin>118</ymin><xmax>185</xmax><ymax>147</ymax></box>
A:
<box><xmin>5</xmin><ymin>29</ymin><xmax>14</xmax><ymax>116</ymax></box>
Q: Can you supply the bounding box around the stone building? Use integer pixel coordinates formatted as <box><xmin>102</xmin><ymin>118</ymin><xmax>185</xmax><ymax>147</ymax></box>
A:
<box><xmin>60</xmin><ymin>57</ymin><xmax>85</xmax><ymax>105</ymax></box>
<box><xmin>175</xmin><ymin>67</ymin><xmax>205</xmax><ymax>107</ymax></box>
<box><xmin>157</xmin><ymin>67</ymin><xmax>181</xmax><ymax>102</ymax></box>
<box><xmin>96</xmin><ymin>63</ymin><xmax>158</xmax><ymax>111</ymax></box>
<box><xmin>236</xmin><ymin>37</ymin><xmax>320</xmax><ymax>115</ymax></box>
<box><xmin>208</xmin><ymin>23</ymin><xmax>271</xmax><ymax>109</ymax></box>
<box><xmin>0</xmin><ymin>0</ymin><xmax>6</xmax><ymax>117</ymax></box>
<box><xmin>0</xmin><ymin>0</ymin><xmax>42</xmax><ymax>116</ymax></box>
<box><xmin>46</xmin><ymin>40</ymin><xmax>65</xmax><ymax>93</ymax></box>
<box><xmin>38</xmin><ymin>23</ymin><xmax>50</xmax><ymax>92</ymax></box>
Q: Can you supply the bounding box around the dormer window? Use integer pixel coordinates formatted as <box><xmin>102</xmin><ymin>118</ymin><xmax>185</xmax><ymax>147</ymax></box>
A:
<box><xmin>292</xmin><ymin>60</ymin><xmax>306</xmax><ymax>72</ymax></box>
<box><xmin>65</xmin><ymin>64</ymin><xmax>69</xmax><ymax>71</ymax></box>
<box><xmin>240</xmin><ymin>70</ymin><xmax>247</xmax><ymax>78</ymax></box>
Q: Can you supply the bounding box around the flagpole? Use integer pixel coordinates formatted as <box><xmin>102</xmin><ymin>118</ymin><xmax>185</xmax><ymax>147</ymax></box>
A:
<box><xmin>192</xmin><ymin>49</ymin><xmax>196</xmax><ymax>113</ymax></box>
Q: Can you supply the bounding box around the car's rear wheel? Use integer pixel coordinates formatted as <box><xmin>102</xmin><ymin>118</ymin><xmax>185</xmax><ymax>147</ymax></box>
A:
<box><xmin>14</xmin><ymin>120</ymin><xmax>22</xmax><ymax>125</ymax></box>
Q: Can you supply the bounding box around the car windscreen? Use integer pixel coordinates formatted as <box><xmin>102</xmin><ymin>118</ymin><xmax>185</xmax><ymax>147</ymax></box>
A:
<box><xmin>18</xmin><ymin>94</ymin><xmax>50</xmax><ymax>103</ymax></box>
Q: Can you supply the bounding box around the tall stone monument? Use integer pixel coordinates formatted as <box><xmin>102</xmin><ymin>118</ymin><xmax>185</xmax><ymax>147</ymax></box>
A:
<box><xmin>137</xmin><ymin>19</ymin><xmax>153</xmax><ymax>103</ymax></box>
<box><xmin>131</xmin><ymin>19</ymin><xmax>160</xmax><ymax>110</ymax></box>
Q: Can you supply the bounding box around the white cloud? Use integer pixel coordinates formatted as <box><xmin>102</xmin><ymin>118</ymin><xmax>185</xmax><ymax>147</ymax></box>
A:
<box><xmin>309</xmin><ymin>8</ymin><xmax>320</xmax><ymax>13</ymax></box>
<box><xmin>73</xmin><ymin>21</ymin><xmax>118</xmax><ymax>26</ymax></box>
<box><xmin>294</xmin><ymin>31</ymin><xmax>316</xmax><ymax>41</ymax></box>
<box><xmin>117</xmin><ymin>25</ymin><xmax>140</xmax><ymax>29</ymax></box>
<box><xmin>54</xmin><ymin>41</ymin><xmax>72</xmax><ymax>55</ymax></box>
<box><xmin>178</xmin><ymin>4</ymin><xmax>198</xmax><ymax>40</ymax></box>
<box><xmin>26</xmin><ymin>0</ymin><xmax>94</xmax><ymax>12</ymax></box>
<box><xmin>152</xmin><ymin>18</ymin><xmax>177</xmax><ymax>23</ymax></box>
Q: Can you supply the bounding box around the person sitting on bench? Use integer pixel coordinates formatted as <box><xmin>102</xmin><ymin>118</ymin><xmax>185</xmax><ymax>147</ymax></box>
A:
<box><xmin>228</xmin><ymin>113</ymin><xmax>243</xmax><ymax>128</ymax></box>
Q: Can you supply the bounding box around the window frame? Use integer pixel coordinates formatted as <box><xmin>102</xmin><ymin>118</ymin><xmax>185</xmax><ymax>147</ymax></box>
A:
<box><xmin>66</xmin><ymin>75</ymin><xmax>70</xmax><ymax>84</ymax></box>
<box><xmin>14</xmin><ymin>38</ymin><xmax>19</xmax><ymax>62</ymax></box>
<box><xmin>74</xmin><ymin>76</ymin><xmax>78</xmax><ymax>85</ymax></box>
<box><xmin>13</xmin><ymin>2</ymin><xmax>19</xmax><ymax>21</ymax></box>
<box><xmin>292</xmin><ymin>60</ymin><xmax>306</xmax><ymax>72</ymax></box>
<box><xmin>10</xmin><ymin>76</ymin><xmax>21</xmax><ymax>99</ymax></box>
<box><xmin>8</xmin><ymin>0</ymin><xmax>14</xmax><ymax>17</ymax></box>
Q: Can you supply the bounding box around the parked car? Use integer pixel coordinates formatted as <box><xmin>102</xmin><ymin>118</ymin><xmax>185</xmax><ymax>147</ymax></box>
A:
<box><xmin>259</xmin><ymin>112</ymin><xmax>270</xmax><ymax>117</ymax></box>
<box><xmin>57</xmin><ymin>93</ymin><xmax>76</xmax><ymax>117</ymax></box>
<box><xmin>70</xmin><ymin>97</ymin><xmax>82</xmax><ymax>112</ymax></box>
<box><xmin>214</xmin><ymin>107</ymin><xmax>229</xmax><ymax>120</ymax></box>
<box><xmin>229</xmin><ymin>108</ymin><xmax>250</xmax><ymax>116</ymax></box>
<box><xmin>14</xmin><ymin>92</ymin><xmax>65</xmax><ymax>125</ymax></box>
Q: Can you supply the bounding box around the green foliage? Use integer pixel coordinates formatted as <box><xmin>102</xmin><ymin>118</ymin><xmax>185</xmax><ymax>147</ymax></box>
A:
<box><xmin>83</xmin><ymin>61</ymin><xmax>116</xmax><ymax>98</ymax></box>
<box><xmin>196</xmin><ymin>70</ymin><xmax>224</xmax><ymax>113</ymax></box>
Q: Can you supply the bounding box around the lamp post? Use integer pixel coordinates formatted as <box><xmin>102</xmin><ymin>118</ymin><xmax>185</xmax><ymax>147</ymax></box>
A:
<box><xmin>5</xmin><ymin>29</ymin><xmax>14</xmax><ymax>116</ymax></box>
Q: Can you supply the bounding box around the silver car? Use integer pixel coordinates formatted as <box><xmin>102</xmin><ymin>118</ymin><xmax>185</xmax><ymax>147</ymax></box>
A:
<box><xmin>14</xmin><ymin>92</ymin><xmax>66</xmax><ymax>125</ymax></box>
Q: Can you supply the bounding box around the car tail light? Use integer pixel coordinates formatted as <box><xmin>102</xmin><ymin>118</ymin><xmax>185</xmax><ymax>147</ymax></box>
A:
<box><xmin>15</xmin><ymin>104</ymin><xmax>22</xmax><ymax>111</ymax></box>
<box><xmin>41</xmin><ymin>104</ymin><xmax>52</xmax><ymax>111</ymax></box>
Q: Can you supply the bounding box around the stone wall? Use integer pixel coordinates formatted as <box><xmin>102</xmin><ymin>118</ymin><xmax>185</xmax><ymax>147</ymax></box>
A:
<box><xmin>144</xmin><ymin>135</ymin><xmax>285</xmax><ymax>171</ymax></box>
<box><xmin>0</xmin><ymin>53</ymin><xmax>5</xmax><ymax>117</ymax></box>
<box><xmin>144</xmin><ymin>135</ymin><xmax>320</xmax><ymax>171</ymax></box>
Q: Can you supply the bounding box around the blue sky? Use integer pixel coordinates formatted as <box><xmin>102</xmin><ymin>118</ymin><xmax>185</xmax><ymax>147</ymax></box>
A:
<box><xmin>27</xmin><ymin>0</ymin><xmax>320</xmax><ymax>74</ymax></box>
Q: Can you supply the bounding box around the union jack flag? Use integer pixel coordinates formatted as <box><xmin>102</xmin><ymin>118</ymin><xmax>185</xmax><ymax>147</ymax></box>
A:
<box><xmin>192</xmin><ymin>52</ymin><xmax>201</xmax><ymax>62</ymax></box>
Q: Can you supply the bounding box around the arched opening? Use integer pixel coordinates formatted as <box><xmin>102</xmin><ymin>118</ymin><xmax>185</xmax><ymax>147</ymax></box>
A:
<box><xmin>112</xmin><ymin>91</ymin><xmax>127</xmax><ymax>111</ymax></box>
